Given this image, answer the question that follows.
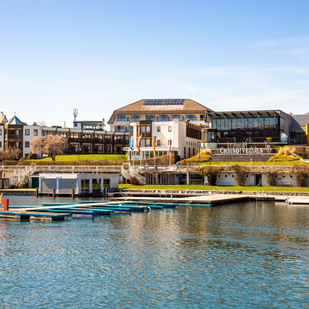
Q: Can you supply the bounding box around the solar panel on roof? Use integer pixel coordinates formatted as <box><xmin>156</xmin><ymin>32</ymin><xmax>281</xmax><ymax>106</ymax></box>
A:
<box><xmin>143</xmin><ymin>99</ymin><xmax>184</xmax><ymax>105</ymax></box>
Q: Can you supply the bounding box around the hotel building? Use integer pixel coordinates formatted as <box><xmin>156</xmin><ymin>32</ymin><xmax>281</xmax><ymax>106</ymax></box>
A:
<box><xmin>0</xmin><ymin>115</ymin><xmax>128</xmax><ymax>158</ymax></box>
<box><xmin>108</xmin><ymin>99</ymin><xmax>208</xmax><ymax>160</ymax></box>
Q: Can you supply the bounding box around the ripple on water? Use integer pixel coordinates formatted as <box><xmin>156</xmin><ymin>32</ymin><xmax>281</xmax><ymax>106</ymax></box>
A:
<box><xmin>0</xmin><ymin>198</ymin><xmax>309</xmax><ymax>308</ymax></box>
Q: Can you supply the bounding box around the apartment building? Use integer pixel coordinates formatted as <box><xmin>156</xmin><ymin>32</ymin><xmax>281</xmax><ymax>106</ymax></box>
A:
<box><xmin>1</xmin><ymin>115</ymin><xmax>128</xmax><ymax>158</ymax></box>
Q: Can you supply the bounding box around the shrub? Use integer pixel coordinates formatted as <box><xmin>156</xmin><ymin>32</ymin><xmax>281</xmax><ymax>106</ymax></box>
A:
<box><xmin>267</xmin><ymin>172</ymin><xmax>278</xmax><ymax>186</ymax></box>
<box><xmin>135</xmin><ymin>154</ymin><xmax>175</xmax><ymax>166</ymax></box>
<box><xmin>17</xmin><ymin>160</ymin><xmax>124</xmax><ymax>166</ymax></box>
<box><xmin>278</xmin><ymin>146</ymin><xmax>297</xmax><ymax>156</ymax></box>
<box><xmin>277</xmin><ymin>146</ymin><xmax>309</xmax><ymax>158</ymax></box>
<box><xmin>179</xmin><ymin>149</ymin><xmax>212</xmax><ymax>164</ymax></box>
<box><xmin>199</xmin><ymin>166</ymin><xmax>223</xmax><ymax>185</ymax></box>
<box><xmin>292</xmin><ymin>165</ymin><xmax>309</xmax><ymax>187</ymax></box>
<box><xmin>0</xmin><ymin>149</ymin><xmax>22</xmax><ymax>161</ymax></box>
<box><xmin>268</xmin><ymin>155</ymin><xmax>301</xmax><ymax>163</ymax></box>
<box><xmin>231</xmin><ymin>165</ymin><xmax>247</xmax><ymax>186</ymax></box>
<box><xmin>2</xmin><ymin>160</ymin><xmax>19</xmax><ymax>166</ymax></box>
<box><xmin>28</xmin><ymin>152</ymin><xmax>40</xmax><ymax>160</ymax></box>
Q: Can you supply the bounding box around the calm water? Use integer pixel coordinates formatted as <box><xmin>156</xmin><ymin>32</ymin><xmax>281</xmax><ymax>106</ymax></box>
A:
<box><xmin>0</xmin><ymin>196</ymin><xmax>309</xmax><ymax>308</ymax></box>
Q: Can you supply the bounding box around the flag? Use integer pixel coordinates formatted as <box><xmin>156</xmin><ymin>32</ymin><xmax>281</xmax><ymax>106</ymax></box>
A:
<box><xmin>152</xmin><ymin>136</ymin><xmax>156</xmax><ymax>154</ymax></box>
<box><xmin>168</xmin><ymin>139</ymin><xmax>172</xmax><ymax>152</ymax></box>
<box><xmin>137</xmin><ymin>136</ymin><xmax>142</xmax><ymax>152</ymax></box>
<box><xmin>130</xmin><ymin>137</ymin><xmax>135</xmax><ymax>150</ymax></box>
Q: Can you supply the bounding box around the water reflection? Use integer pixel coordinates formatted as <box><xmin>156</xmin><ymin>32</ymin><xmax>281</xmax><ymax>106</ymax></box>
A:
<box><xmin>0</xmin><ymin>197</ymin><xmax>308</xmax><ymax>308</ymax></box>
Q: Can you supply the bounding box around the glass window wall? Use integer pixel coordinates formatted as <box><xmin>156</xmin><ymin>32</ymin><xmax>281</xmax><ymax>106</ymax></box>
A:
<box><xmin>213</xmin><ymin>117</ymin><xmax>279</xmax><ymax>131</ymax></box>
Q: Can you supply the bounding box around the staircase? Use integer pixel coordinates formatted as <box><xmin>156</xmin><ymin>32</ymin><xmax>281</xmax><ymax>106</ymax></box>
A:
<box><xmin>121</xmin><ymin>164</ymin><xmax>146</xmax><ymax>185</ymax></box>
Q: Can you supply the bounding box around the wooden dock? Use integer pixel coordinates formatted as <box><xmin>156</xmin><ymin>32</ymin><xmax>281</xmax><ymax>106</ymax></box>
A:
<box><xmin>0</xmin><ymin>200</ymin><xmax>154</xmax><ymax>221</ymax></box>
<box><xmin>0</xmin><ymin>210</ymin><xmax>70</xmax><ymax>221</ymax></box>
<box><xmin>285</xmin><ymin>198</ymin><xmax>309</xmax><ymax>205</ymax></box>
<box><xmin>111</xmin><ymin>194</ymin><xmax>254</xmax><ymax>206</ymax></box>
<box><xmin>2</xmin><ymin>192</ymin><xmax>306</xmax><ymax>223</ymax></box>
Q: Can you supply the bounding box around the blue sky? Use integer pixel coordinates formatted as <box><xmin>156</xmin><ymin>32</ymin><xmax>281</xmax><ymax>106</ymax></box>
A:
<box><xmin>1</xmin><ymin>0</ymin><xmax>309</xmax><ymax>127</ymax></box>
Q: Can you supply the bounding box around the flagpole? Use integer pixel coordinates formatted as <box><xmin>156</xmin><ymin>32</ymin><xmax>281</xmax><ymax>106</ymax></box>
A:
<box><xmin>169</xmin><ymin>136</ymin><xmax>172</xmax><ymax>168</ymax></box>
<box><xmin>153</xmin><ymin>136</ymin><xmax>156</xmax><ymax>171</ymax></box>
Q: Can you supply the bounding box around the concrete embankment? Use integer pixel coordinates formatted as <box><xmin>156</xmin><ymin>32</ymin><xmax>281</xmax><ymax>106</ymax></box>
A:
<box><xmin>0</xmin><ymin>189</ymin><xmax>37</xmax><ymax>196</ymax></box>
<box><xmin>112</xmin><ymin>189</ymin><xmax>309</xmax><ymax>205</ymax></box>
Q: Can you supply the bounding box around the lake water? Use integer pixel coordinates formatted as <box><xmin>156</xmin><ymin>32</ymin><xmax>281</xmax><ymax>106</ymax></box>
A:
<box><xmin>0</xmin><ymin>196</ymin><xmax>309</xmax><ymax>308</ymax></box>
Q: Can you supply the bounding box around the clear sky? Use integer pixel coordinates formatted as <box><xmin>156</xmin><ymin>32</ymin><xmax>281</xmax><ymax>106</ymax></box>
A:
<box><xmin>1</xmin><ymin>0</ymin><xmax>309</xmax><ymax>128</ymax></box>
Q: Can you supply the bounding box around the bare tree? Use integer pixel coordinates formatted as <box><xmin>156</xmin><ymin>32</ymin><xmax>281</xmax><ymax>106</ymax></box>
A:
<box><xmin>31</xmin><ymin>135</ymin><xmax>67</xmax><ymax>161</ymax></box>
<box><xmin>0</xmin><ymin>148</ymin><xmax>22</xmax><ymax>161</ymax></box>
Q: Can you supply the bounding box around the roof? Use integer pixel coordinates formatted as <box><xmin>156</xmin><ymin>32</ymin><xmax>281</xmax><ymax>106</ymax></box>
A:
<box><xmin>291</xmin><ymin>114</ymin><xmax>309</xmax><ymax>126</ymax></box>
<box><xmin>108</xmin><ymin>99</ymin><xmax>213</xmax><ymax>124</ymax></box>
<box><xmin>290</xmin><ymin>114</ymin><xmax>309</xmax><ymax>132</ymax></box>
<box><xmin>6</xmin><ymin>115</ymin><xmax>24</xmax><ymax>125</ymax></box>
<box><xmin>74</xmin><ymin>120</ymin><xmax>104</xmax><ymax>124</ymax></box>
<box><xmin>209</xmin><ymin>110</ymin><xmax>284</xmax><ymax>118</ymax></box>
<box><xmin>0</xmin><ymin>112</ymin><xmax>8</xmax><ymax>124</ymax></box>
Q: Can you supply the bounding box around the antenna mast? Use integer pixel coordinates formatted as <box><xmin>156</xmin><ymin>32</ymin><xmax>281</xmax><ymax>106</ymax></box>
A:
<box><xmin>73</xmin><ymin>108</ymin><xmax>78</xmax><ymax>121</ymax></box>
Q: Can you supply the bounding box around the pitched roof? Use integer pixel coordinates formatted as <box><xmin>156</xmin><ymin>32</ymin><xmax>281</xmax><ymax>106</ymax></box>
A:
<box><xmin>290</xmin><ymin>114</ymin><xmax>309</xmax><ymax>132</ymax></box>
<box><xmin>0</xmin><ymin>111</ymin><xmax>8</xmax><ymax>124</ymax></box>
<box><xmin>108</xmin><ymin>99</ymin><xmax>213</xmax><ymax>124</ymax></box>
<box><xmin>6</xmin><ymin>115</ymin><xmax>24</xmax><ymax>125</ymax></box>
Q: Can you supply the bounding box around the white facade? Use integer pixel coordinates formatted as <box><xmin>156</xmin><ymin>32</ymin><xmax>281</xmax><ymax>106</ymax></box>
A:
<box><xmin>128</xmin><ymin>120</ymin><xmax>201</xmax><ymax>161</ymax></box>
<box><xmin>23</xmin><ymin>125</ymin><xmax>42</xmax><ymax>157</ymax></box>
<box><xmin>39</xmin><ymin>172</ymin><xmax>120</xmax><ymax>195</ymax></box>
<box><xmin>204</xmin><ymin>172</ymin><xmax>300</xmax><ymax>187</ymax></box>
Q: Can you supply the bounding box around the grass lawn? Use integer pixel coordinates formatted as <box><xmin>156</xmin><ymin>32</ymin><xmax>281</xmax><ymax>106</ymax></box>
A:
<box><xmin>119</xmin><ymin>184</ymin><xmax>309</xmax><ymax>192</ymax></box>
<box><xmin>32</xmin><ymin>154</ymin><xmax>126</xmax><ymax>161</ymax></box>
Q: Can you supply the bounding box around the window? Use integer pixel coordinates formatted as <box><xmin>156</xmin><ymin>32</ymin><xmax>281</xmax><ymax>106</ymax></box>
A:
<box><xmin>186</xmin><ymin>115</ymin><xmax>196</xmax><ymax>121</ymax></box>
<box><xmin>131</xmin><ymin>116</ymin><xmax>140</xmax><ymax>121</ymax></box>
<box><xmin>158</xmin><ymin>115</ymin><xmax>168</xmax><ymax>121</ymax></box>
<box><xmin>70</xmin><ymin>133</ymin><xmax>79</xmax><ymax>138</ymax></box>
<box><xmin>33</xmin><ymin>129</ymin><xmax>38</xmax><ymax>136</ymax></box>
<box><xmin>117</xmin><ymin>116</ymin><xmax>126</xmax><ymax>122</ymax></box>
<box><xmin>0</xmin><ymin>141</ymin><xmax>2</xmax><ymax>147</ymax></box>
<box><xmin>25</xmin><ymin>129</ymin><xmax>30</xmax><ymax>135</ymax></box>
<box><xmin>168</xmin><ymin>126</ymin><xmax>172</xmax><ymax>132</ymax></box>
<box><xmin>157</xmin><ymin>140</ymin><xmax>161</xmax><ymax>146</ymax></box>
<box><xmin>157</xmin><ymin>126</ymin><xmax>161</xmax><ymax>132</ymax></box>
<box><xmin>25</xmin><ymin>141</ymin><xmax>30</xmax><ymax>148</ymax></box>
<box><xmin>0</xmin><ymin>129</ymin><xmax>2</xmax><ymax>135</ymax></box>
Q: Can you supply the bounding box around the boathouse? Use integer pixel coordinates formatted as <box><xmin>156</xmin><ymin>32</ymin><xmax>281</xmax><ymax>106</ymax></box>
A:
<box><xmin>39</xmin><ymin>172</ymin><xmax>120</xmax><ymax>196</ymax></box>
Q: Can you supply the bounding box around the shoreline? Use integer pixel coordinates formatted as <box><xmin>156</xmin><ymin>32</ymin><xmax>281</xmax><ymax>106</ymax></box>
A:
<box><xmin>1</xmin><ymin>187</ymin><xmax>309</xmax><ymax>197</ymax></box>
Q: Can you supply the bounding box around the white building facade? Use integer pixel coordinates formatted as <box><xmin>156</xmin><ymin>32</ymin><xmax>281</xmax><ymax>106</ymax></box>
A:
<box><xmin>127</xmin><ymin>119</ymin><xmax>201</xmax><ymax>161</ymax></box>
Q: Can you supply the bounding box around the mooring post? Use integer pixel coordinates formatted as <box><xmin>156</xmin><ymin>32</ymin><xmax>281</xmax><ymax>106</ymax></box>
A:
<box><xmin>53</xmin><ymin>189</ymin><xmax>56</xmax><ymax>197</ymax></box>
<box><xmin>36</xmin><ymin>188</ymin><xmax>39</xmax><ymax>197</ymax></box>
<box><xmin>3</xmin><ymin>199</ymin><xmax>9</xmax><ymax>211</ymax></box>
<box><xmin>72</xmin><ymin>189</ymin><xmax>75</xmax><ymax>198</ymax></box>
